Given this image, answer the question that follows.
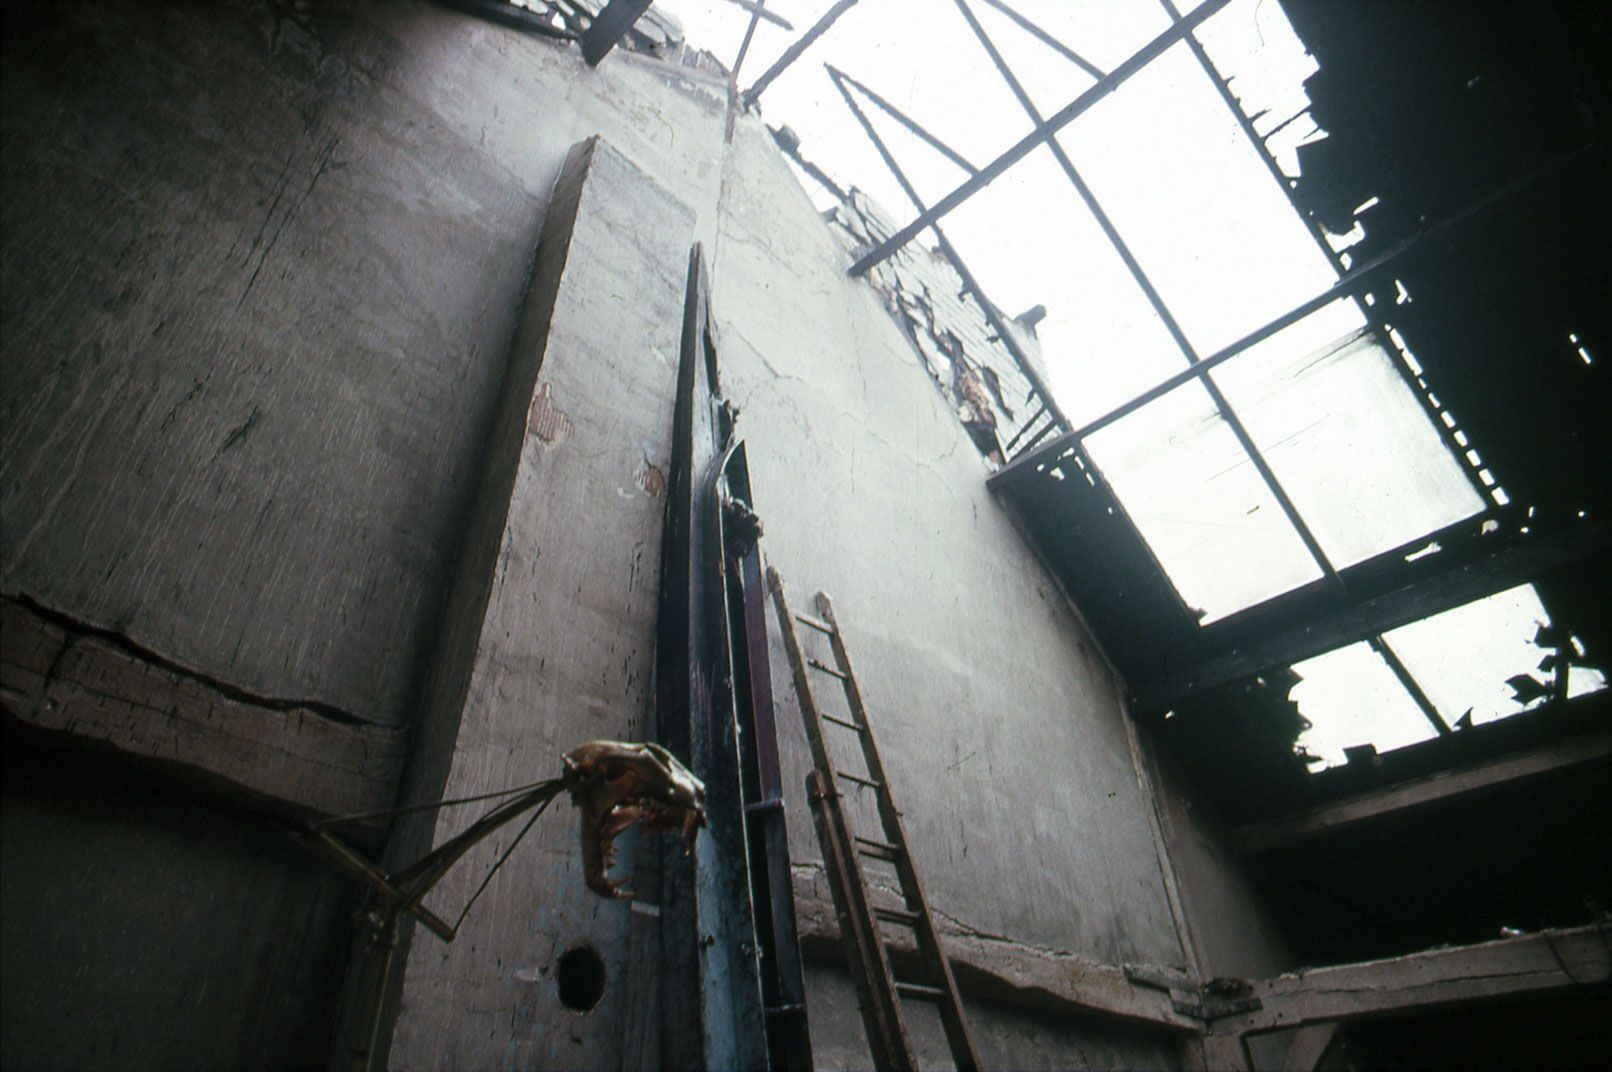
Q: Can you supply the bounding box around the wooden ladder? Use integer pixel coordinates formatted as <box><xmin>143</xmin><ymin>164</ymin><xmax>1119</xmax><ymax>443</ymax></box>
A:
<box><xmin>767</xmin><ymin>568</ymin><xmax>979</xmax><ymax>1072</ymax></box>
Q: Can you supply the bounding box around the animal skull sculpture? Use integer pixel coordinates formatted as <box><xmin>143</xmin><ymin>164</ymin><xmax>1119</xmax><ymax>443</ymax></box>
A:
<box><xmin>561</xmin><ymin>739</ymin><xmax>706</xmax><ymax>900</ymax></box>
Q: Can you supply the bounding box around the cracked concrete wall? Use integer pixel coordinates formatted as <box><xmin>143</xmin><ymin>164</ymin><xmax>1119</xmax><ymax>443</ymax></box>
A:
<box><xmin>0</xmin><ymin>0</ymin><xmax>727</xmax><ymax>728</ymax></box>
<box><xmin>708</xmin><ymin>117</ymin><xmax>1207</xmax><ymax>1065</ymax></box>
<box><xmin>0</xmin><ymin>2</ymin><xmax>727</xmax><ymax>1069</ymax></box>
<box><xmin>2</xmin><ymin>1</ymin><xmax>1285</xmax><ymax>1066</ymax></box>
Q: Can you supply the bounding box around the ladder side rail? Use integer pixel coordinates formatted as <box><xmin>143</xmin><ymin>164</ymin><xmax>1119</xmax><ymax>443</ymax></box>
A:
<box><xmin>807</xmin><ymin>771</ymin><xmax>917</xmax><ymax>1072</ymax></box>
<box><xmin>815</xmin><ymin>592</ymin><xmax>983</xmax><ymax>1072</ymax></box>
<box><xmin>770</xmin><ymin>570</ymin><xmax>917</xmax><ymax>1070</ymax></box>
<box><xmin>767</xmin><ymin>569</ymin><xmax>837</xmax><ymax>782</ymax></box>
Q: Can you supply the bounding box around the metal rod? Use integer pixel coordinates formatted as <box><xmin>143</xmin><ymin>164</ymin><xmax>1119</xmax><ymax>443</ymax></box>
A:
<box><xmin>1153</xmin><ymin>0</ymin><xmax>1494</xmax><ymax>505</ymax></box>
<box><xmin>828</xmin><ymin>67</ymin><xmax>1072</xmax><ymax>435</ymax></box>
<box><xmin>977</xmin><ymin>0</ymin><xmax>1106</xmax><ymax>80</ymax></box>
<box><xmin>989</xmin><ymin>167</ymin><xmax>1548</xmax><ymax>488</ymax></box>
<box><xmin>951</xmin><ymin>0</ymin><xmax>1199</xmax><ymax>395</ymax></box>
<box><xmin>743</xmin><ymin>0</ymin><xmax>860</xmax><ymax>106</ymax></box>
<box><xmin>847</xmin><ymin>0</ymin><xmax>1232</xmax><ymax>277</ymax></box>
<box><xmin>1369</xmin><ymin>635</ymin><xmax>1454</xmax><ymax>737</ymax></box>
<box><xmin>715</xmin><ymin>0</ymin><xmax>791</xmax><ymax>31</ymax></box>
<box><xmin>828</xmin><ymin>66</ymin><xmax>982</xmax><ymax>175</ymax></box>
<box><xmin>1001</xmin><ymin>403</ymin><xmax>1049</xmax><ymax>453</ymax></box>
<box><xmin>730</xmin><ymin>0</ymin><xmax>767</xmax><ymax>81</ymax></box>
<box><xmin>954</xmin><ymin>0</ymin><xmax>1340</xmax><ymax>590</ymax></box>
<box><xmin>769</xmin><ymin>125</ymin><xmax>849</xmax><ymax>202</ymax></box>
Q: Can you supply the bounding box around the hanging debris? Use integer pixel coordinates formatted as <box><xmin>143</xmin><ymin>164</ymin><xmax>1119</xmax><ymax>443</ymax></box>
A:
<box><xmin>827</xmin><ymin>188</ymin><xmax>1052</xmax><ymax>467</ymax></box>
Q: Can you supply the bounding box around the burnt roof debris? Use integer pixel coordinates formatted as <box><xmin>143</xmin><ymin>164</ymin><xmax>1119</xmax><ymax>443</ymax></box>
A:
<box><xmin>994</xmin><ymin>2</ymin><xmax>1609</xmax><ymax>715</ymax></box>
<box><xmin>827</xmin><ymin>190</ymin><xmax>1053</xmax><ymax>468</ymax></box>
<box><xmin>1282</xmin><ymin>0</ymin><xmax>1610</xmax><ymax>527</ymax></box>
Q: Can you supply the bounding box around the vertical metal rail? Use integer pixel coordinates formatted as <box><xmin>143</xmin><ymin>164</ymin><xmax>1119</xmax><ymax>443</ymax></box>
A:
<box><xmin>826</xmin><ymin>67</ymin><xmax>1072</xmax><ymax>438</ymax></box>
<box><xmin>1153</xmin><ymin>0</ymin><xmax>1495</xmax><ymax>505</ymax></box>
<box><xmin>725</xmin><ymin>444</ymin><xmax>815</xmax><ymax>1071</ymax></box>
<box><xmin>943</xmin><ymin>0</ymin><xmax>1342</xmax><ymax>593</ymax></box>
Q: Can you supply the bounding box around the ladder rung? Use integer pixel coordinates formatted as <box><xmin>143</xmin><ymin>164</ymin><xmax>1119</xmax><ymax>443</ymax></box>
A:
<box><xmin>821</xmin><ymin>712</ymin><xmax>864</xmax><ymax>732</ymax></box>
<box><xmin>874</xmin><ymin>906</ymin><xmax>923</xmax><ymax>928</ymax></box>
<box><xmin>855</xmin><ymin>837</ymin><xmax>904</xmax><ymax>862</ymax></box>
<box><xmin>806</xmin><ymin>658</ymin><xmax>848</xmax><ymax>680</ymax></box>
<box><xmin>895</xmin><ymin>981</ymin><xmax>946</xmax><ymax>1002</ymax></box>
<box><xmin>837</xmin><ymin>770</ymin><xmax>883</xmax><ymax>790</ymax></box>
<box><xmin>794</xmin><ymin>613</ymin><xmax>835</xmax><ymax>634</ymax></box>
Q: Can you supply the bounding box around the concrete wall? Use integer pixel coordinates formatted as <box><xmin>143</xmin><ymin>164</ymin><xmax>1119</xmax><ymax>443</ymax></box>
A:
<box><xmin>1</xmin><ymin>1</ymin><xmax>1288</xmax><ymax>1068</ymax></box>
<box><xmin>712</xmin><ymin>115</ymin><xmax>1188</xmax><ymax>969</ymax></box>
<box><xmin>0</xmin><ymin>741</ymin><xmax>359</xmax><ymax>1072</ymax></box>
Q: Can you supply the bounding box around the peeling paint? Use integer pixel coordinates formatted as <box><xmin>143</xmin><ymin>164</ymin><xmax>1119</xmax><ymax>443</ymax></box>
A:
<box><xmin>827</xmin><ymin>189</ymin><xmax>1048</xmax><ymax>466</ymax></box>
<box><xmin>527</xmin><ymin>381</ymin><xmax>574</xmax><ymax>445</ymax></box>
<box><xmin>632</xmin><ymin>456</ymin><xmax>665</xmax><ymax>496</ymax></box>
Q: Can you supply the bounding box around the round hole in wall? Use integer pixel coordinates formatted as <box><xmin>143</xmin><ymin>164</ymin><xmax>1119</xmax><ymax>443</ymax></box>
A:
<box><xmin>557</xmin><ymin>945</ymin><xmax>606</xmax><ymax>1012</ymax></box>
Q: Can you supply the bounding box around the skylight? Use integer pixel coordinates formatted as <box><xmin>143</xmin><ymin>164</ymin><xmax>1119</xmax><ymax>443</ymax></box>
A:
<box><xmin>656</xmin><ymin>0</ymin><xmax>1606</xmax><ymax>762</ymax></box>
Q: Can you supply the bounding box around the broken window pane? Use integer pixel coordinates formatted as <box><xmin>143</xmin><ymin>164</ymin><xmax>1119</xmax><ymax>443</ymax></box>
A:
<box><xmin>1382</xmin><ymin>585</ymin><xmax>1609</xmax><ymax>728</ymax></box>
<box><xmin>1083</xmin><ymin>381</ymin><xmax>1323</xmax><ymax>622</ymax></box>
<box><xmin>1211</xmin><ymin>302</ymin><xmax>1488</xmax><ymax>569</ymax></box>
<box><xmin>1292</xmin><ymin>641</ymin><xmax>1439</xmax><ymax>770</ymax></box>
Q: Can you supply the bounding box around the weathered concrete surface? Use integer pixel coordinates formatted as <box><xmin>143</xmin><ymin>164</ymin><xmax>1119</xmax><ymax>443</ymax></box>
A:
<box><xmin>1</xmin><ymin>596</ymin><xmax>405</xmax><ymax>834</ymax></box>
<box><xmin>710</xmin><ymin>115</ymin><xmax>1189</xmax><ymax>969</ymax></box>
<box><xmin>791</xmin><ymin>868</ymin><xmax>1198</xmax><ymax>1032</ymax></box>
<box><xmin>383</xmin><ymin>137</ymin><xmax>708</xmax><ymax>1070</ymax></box>
<box><xmin>803</xmin><ymin>963</ymin><xmax>1182</xmax><ymax>1071</ymax></box>
<box><xmin>0</xmin><ymin>0</ymin><xmax>727</xmax><ymax>727</ymax></box>
<box><xmin>0</xmin><ymin>2</ymin><xmax>1297</xmax><ymax>1067</ymax></box>
<box><xmin>0</xmin><ymin>742</ymin><xmax>359</xmax><ymax>1072</ymax></box>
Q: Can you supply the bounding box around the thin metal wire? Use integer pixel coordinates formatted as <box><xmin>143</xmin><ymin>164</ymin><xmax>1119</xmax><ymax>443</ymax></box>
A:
<box><xmin>450</xmin><ymin>794</ymin><xmax>559</xmax><ymax>933</ymax></box>
<box><xmin>311</xmin><ymin>777</ymin><xmax>561</xmax><ymax>829</ymax></box>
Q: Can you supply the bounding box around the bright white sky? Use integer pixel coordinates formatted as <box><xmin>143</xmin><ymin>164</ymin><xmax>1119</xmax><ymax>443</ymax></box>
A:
<box><xmin>653</xmin><ymin>0</ymin><xmax>1604</xmax><ymax>766</ymax></box>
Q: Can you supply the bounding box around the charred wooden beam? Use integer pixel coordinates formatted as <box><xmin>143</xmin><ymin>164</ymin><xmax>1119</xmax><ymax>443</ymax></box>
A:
<box><xmin>581</xmin><ymin>0</ymin><xmax>653</xmax><ymax>66</ymax></box>
<box><xmin>1229</xmin><ymin>729</ymin><xmax>1612</xmax><ymax>855</ymax></box>
<box><xmin>1205</xmin><ymin>924</ymin><xmax>1611</xmax><ymax>1038</ymax></box>
<box><xmin>0</xmin><ymin>595</ymin><xmax>405</xmax><ymax>840</ymax></box>
<box><xmin>791</xmin><ymin>875</ymin><xmax>1199</xmax><ymax>1033</ymax></box>
<box><xmin>1127</xmin><ymin>517</ymin><xmax>1609</xmax><ymax>713</ymax></box>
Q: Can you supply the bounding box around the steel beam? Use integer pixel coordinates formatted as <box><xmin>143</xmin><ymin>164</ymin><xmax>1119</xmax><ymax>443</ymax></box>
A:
<box><xmin>827</xmin><ymin>68</ymin><xmax>1071</xmax><ymax>436</ymax></box>
<box><xmin>743</xmin><ymin>0</ymin><xmax>860</xmax><ymax>106</ymax></box>
<box><xmin>1154</xmin><ymin>0</ymin><xmax>1497</xmax><ymax>504</ymax></box>
<box><xmin>977</xmin><ymin>0</ymin><xmax>1105</xmax><ymax>80</ymax></box>
<box><xmin>716</xmin><ymin>0</ymin><xmax>791</xmax><ymax>30</ymax></box>
<box><xmin>948</xmin><ymin>0</ymin><xmax>1340</xmax><ymax>592</ymax></box>
<box><xmin>846</xmin><ymin>0</ymin><xmax>1232</xmax><ymax>277</ymax></box>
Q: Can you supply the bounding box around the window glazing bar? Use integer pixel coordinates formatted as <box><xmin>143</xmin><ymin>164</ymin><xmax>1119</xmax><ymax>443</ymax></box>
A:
<box><xmin>828</xmin><ymin>68</ymin><xmax>1072</xmax><ymax>435</ymax></box>
<box><xmin>847</xmin><ymin>0</ymin><xmax>1233</xmax><ymax>278</ymax></box>
<box><xmin>952</xmin><ymin>0</ymin><xmax>1340</xmax><ymax>590</ymax></box>
<box><xmin>1154</xmin><ymin>0</ymin><xmax>1496</xmax><ymax>504</ymax></box>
